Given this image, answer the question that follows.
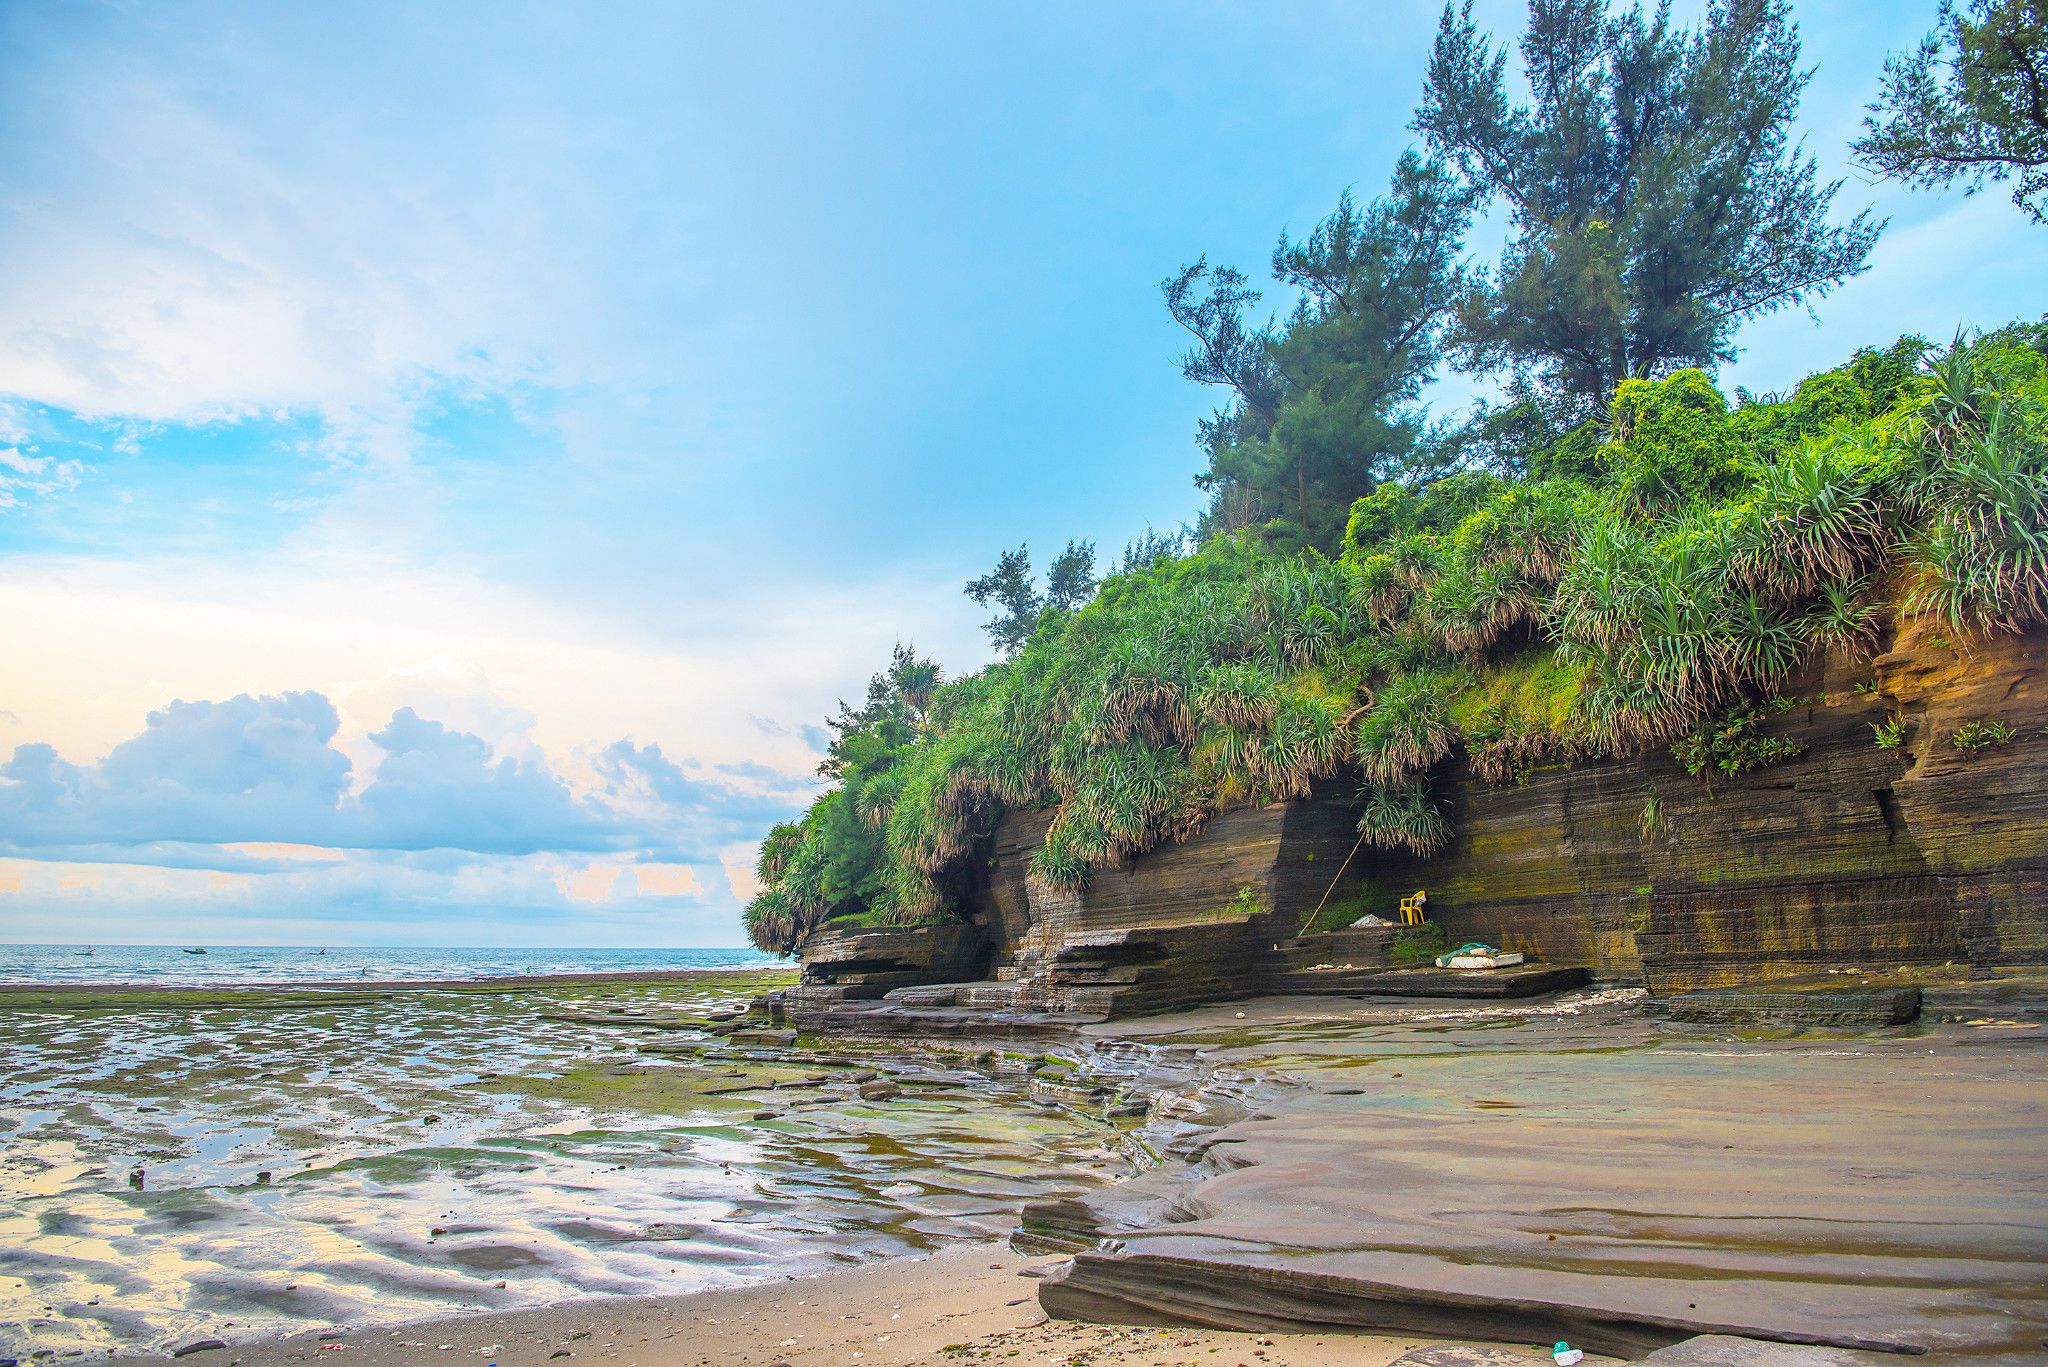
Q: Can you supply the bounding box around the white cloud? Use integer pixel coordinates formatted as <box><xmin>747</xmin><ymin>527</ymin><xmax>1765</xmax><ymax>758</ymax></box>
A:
<box><xmin>0</xmin><ymin>443</ymin><xmax>84</xmax><ymax>509</ymax></box>
<box><xmin>0</xmin><ymin>692</ymin><xmax>623</xmax><ymax>856</ymax></box>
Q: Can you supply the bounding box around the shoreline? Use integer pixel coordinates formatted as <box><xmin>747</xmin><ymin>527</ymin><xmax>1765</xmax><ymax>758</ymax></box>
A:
<box><xmin>107</xmin><ymin>1242</ymin><xmax>1570</xmax><ymax>1367</ymax></box>
<box><xmin>0</xmin><ymin>967</ymin><xmax>794</xmax><ymax>997</ymax></box>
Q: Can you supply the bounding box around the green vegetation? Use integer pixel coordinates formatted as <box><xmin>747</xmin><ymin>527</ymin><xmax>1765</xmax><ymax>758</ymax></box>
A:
<box><xmin>1872</xmin><ymin>712</ymin><xmax>1912</xmax><ymax>749</ymax></box>
<box><xmin>1951</xmin><ymin>718</ymin><xmax>2020</xmax><ymax>752</ymax></box>
<box><xmin>1388</xmin><ymin>923</ymin><xmax>1450</xmax><ymax>966</ymax></box>
<box><xmin>1672</xmin><ymin>702</ymin><xmax>1809</xmax><ymax>781</ymax></box>
<box><xmin>742</xmin><ymin>0</ymin><xmax>2048</xmax><ymax>955</ymax></box>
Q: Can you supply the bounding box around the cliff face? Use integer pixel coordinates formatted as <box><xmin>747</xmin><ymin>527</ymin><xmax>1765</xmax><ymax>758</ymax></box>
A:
<box><xmin>792</xmin><ymin>622</ymin><xmax>2048</xmax><ymax>1012</ymax></box>
<box><xmin>1356</xmin><ymin>617</ymin><xmax>2047</xmax><ymax>993</ymax></box>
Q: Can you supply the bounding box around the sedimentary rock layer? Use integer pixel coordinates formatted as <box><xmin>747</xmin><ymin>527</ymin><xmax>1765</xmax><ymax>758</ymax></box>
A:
<box><xmin>792</xmin><ymin>621</ymin><xmax>2048</xmax><ymax>1012</ymax></box>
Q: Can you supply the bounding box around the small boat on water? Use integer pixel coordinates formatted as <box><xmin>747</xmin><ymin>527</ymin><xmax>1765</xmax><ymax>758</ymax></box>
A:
<box><xmin>181</xmin><ymin>947</ymin><xmax>208</xmax><ymax>955</ymax></box>
<box><xmin>76</xmin><ymin>946</ymin><xmax>94</xmax><ymax>957</ymax></box>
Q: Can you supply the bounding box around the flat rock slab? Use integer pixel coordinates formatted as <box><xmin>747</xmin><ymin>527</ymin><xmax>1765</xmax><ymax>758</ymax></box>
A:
<box><xmin>1355</xmin><ymin>965</ymin><xmax>1589</xmax><ymax>999</ymax></box>
<box><xmin>1038</xmin><ymin>997</ymin><xmax>2047</xmax><ymax>1359</ymax></box>
<box><xmin>1637</xmin><ymin>1334</ymin><xmax>1901</xmax><ymax>1364</ymax></box>
<box><xmin>1650</xmin><ymin>984</ymin><xmax>1920</xmax><ymax>1028</ymax></box>
<box><xmin>883</xmin><ymin>983</ymin><xmax>966</xmax><ymax>1007</ymax></box>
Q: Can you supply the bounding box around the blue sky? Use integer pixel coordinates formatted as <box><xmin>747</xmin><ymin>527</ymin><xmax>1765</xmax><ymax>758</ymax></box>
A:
<box><xmin>1</xmin><ymin>0</ymin><xmax>2042</xmax><ymax>946</ymax></box>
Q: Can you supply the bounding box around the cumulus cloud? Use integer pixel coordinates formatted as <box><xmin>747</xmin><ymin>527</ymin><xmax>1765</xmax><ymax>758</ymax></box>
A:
<box><xmin>0</xmin><ymin>691</ymin><xmax>794</xmax><ymax>865</ymax></box>
<box><xmin>1</xmin><ymin>692</ymin><xmax>351</xmax><ymax>847</ymax></box>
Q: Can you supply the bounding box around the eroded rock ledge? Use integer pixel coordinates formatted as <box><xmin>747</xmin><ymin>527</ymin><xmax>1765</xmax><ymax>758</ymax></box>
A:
<box><xmin>774</xmin><ymin>620</ymin><xmax>2047</xmax><ymax>1025</ymax></box>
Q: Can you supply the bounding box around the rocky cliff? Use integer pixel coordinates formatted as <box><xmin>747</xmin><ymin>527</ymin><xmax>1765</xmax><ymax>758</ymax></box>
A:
<box><xmin>787</xmin><ymin>620</ymin><xmax>2048</xmax><ymax>1016</ymax></box>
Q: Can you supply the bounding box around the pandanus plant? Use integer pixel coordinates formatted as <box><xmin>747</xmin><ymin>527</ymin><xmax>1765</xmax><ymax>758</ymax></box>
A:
<box><xmin>1902</xmin><ymin>399</ymin><xmax>2048</xmax><ymax>631</ymax></box>
<box><xmin>1352</xmin><ymin>670</ymin><xmax>1458</xmax><ymax>786</ymax></box>
<box><xmin>1739</xmin><ymin>435</ymin><xmax>1892</xmax><ymax>599</ymax></box>
<box><xmin>1356</xmin><ymin>780</ymin><xmax>1451</xmax><ymax>856</ymax></box>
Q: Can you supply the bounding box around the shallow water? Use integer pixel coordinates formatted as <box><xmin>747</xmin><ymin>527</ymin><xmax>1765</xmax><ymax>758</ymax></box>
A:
<box><xmin>0</xmin><ymin>944</ymin><xmax>776</xmax><ymax>988</ymax></box>
<box><xmin>0</xmin><ymin>978</ymin><xmax>1132</xmax><ymax>1356</ymax></box>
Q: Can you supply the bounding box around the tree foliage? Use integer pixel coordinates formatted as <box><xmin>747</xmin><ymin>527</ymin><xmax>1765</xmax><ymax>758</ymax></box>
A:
<box><xmin>964</xmin><ymin>541</ymin><xmax>1098</xmax><ymax>654</ymax></box>
<box><xmin>1417</xmin><ymin>0</ymin><xmax>1880</xmax><ymax>414</ymax></box>
<box><xmin>1856</xmin><ymin>0</ymin><xmax>2048</xmax><ymax>222</ymax></box>
<box><xmin>1166</xmin><ymin>154</ymin><xmax>1476</xmax><ymax>552</ymax></box>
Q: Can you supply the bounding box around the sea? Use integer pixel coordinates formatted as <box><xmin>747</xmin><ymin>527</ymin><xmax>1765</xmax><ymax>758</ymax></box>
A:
<box><xmin>0</xmin><ymin>942</ymin><xmax>777</xmax><ymax>987</ymax></box>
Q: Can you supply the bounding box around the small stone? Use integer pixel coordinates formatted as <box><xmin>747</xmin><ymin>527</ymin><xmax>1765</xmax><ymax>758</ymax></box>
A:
<box><xmin>549</xmin><ymin>1354</ymin><xmax>571</xmax><ymax>1361</ymax></box>
<box><xmin>857</xmin><ymin>1080</ymin><xmax>901</xmax><ymax>1101</ymax></box>
<box><xmin>494</xmin><ymin>1281</ymin><xmax>507</xmax><ymax>1289</ymax></box>
<box><xmin>173</xmin><ymin>1342</ymin><xmax>228</xmax><ymax>1358</ymax></box>
<box><xmin>431</xmin><ymin>1227</ymin><xmax>449</xmax><ymax>1236</ymax></box>
<box><xmin>256</xmin><ymin>1172</ymin><xmax>273</xmax><ymax>1185</ymax></box>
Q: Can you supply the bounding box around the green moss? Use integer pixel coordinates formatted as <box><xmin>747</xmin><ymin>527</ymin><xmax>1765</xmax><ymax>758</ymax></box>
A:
<box><xmin>1387</xmin><ymin>924</ymin><xmax>1447</xmax><ymax>965</ymax></box>
<box><xmin>1447</xmin><ymin>648</ymin><xmax>1591</xmax><ymax>737</ymax></box>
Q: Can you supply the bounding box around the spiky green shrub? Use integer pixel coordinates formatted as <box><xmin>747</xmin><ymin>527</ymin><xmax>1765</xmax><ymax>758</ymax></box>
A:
<box><xmin>1356</xmin><ymin>780</ymin><xmax>1450</xmax><ymax>855</ymax></box>
<box><xmin>1672</xmin><ymin>704</ymin><xmax>1809</xmax><ymax>780</ymax></box>
<box><xmin>1352</xmin><ymin>671</ymin><xmax>1458</xmax><ymax>785</ymax></box>
<box><xmin>1900</xmin><ymin>378</ymin><xmax>2048</xmax><ymax>631</ymax></box>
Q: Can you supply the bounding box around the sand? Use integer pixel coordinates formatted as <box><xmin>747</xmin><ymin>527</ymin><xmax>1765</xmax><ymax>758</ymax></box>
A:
<box><xmin>118</xmin><ymin>1244</ymin><xmax>1578</xmax><ymax>1367</ymax></box>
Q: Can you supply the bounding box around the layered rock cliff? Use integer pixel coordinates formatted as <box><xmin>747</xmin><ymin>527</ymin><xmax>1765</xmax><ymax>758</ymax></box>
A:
<box><xmin>787</xmin><ymin>620</ymin><xmax>2048</xmax><ymax>1016</ymax></box>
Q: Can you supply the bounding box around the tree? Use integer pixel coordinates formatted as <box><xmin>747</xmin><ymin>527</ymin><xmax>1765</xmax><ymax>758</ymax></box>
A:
<box><xmin>1856</xmin><ymin>0</ymin><xmax>2048</xmax><ymax>222</ymax></box>
<box><xmin>1167</xmin><ymin>154</ymin><xmax>1475</xmax><ymax>552</ymax></box>
<box><xmin>964</xmin><ymin>546</ymin><xmax>1042</xmax><ymax>655</ymax></box>
<box><xmin>1417</xmin><ymin>0</ymin><xmax>1882</xmax><ymax>416</ymax></box>
<box><xmin>1046</xmin><ymin>540</ymin><xmax>1098</xmax><ymax>612</ymax></box>
<box><xmin>821</xmin><ymin>643</ymin><xmax>940</xmax><ymax>779</ymax></box>
<box><xmin>964</xmin><ymin>541</ymin><xmax>1097</xmax><ymax>653</ymax></box>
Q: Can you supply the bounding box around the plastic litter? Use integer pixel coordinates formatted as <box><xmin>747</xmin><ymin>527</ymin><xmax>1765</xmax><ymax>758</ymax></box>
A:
<box><xmin>1552</xmin><ymin>1343</ymin><xmax>1584</xmax><ymax>1366</ymax></box>
<box><xmin>1433</xmin><ymin>942</ymin><xmax>1527</xmax><ymax>970</ymax></box>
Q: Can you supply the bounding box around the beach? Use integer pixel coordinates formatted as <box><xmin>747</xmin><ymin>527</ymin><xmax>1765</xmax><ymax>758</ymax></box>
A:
<box><xmin>12</xmin><ymin>966</ymin><xmax>2046</xmax><ymax>1363</ymax></box>
<box><xmin>100</xmin><ymin>1243</ymin><xmax>1574</xmax><ymax>1367</ymax></box>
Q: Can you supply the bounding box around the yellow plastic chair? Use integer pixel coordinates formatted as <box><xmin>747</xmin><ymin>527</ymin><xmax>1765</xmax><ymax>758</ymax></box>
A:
<box><xmin>1397</xmin><ymin>890</ymin><xmax>1428</xmax><ymax>925</ymax></box>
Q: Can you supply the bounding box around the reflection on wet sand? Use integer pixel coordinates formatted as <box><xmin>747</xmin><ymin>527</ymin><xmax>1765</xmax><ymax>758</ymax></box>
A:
<box><xmin>0</xmin><ymin>974</ymin><xmax>1133</xmax><ymax>1356</ymax></box>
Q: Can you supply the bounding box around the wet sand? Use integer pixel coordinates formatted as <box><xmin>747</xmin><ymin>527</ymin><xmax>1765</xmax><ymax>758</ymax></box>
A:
<box><xmin>26</xmin><ymin>975</ymin><xmax>2043</xmax><ymax>1363</ymax></box>
<box><xmin>109</xmin><ymin>1243</ymin><xmax>1581</xmax><ymax>1367</ymax></box>
<box><xmin>0</xmin><ymin>973</ymin><xmax>1132</xmax><ymax>1358</ymax></box>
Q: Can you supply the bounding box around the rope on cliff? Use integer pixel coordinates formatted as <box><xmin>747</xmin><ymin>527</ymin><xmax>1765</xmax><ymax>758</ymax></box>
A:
<box><xmin>1304</xmin><ymin>826</ymin><xmax>1370</xmax><ymax>932</ymax></box>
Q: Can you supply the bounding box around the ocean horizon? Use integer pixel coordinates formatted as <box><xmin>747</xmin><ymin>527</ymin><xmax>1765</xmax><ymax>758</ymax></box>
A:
<box><xmin>0</xmin><ymin>942</ymin><xmax>781</xmax><ymax>987</ymax></box>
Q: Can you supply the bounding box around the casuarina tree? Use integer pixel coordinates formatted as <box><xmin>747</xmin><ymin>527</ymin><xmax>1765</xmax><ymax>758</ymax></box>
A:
<box><xmin>965</xmin><ymin>540</ymin><xmax>1097</xmax><ymax>653</ymax></box>
<box><xmin>1416</xmin><ymin>0</ymin><xmax>1882</xmax><ymax>416</ymax></box>
<box><xmin>1166</xmin><ymin>153</ymin><xmax>1475</xmax><ymax>552</ymax></box>
<box><xmin>1856</xmin><ymin>0</ymin><xmax>2048</xmax><ymax>223</ymax></box>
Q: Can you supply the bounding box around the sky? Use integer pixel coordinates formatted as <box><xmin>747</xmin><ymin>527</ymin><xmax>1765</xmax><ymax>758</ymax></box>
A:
<box><xmin>1</xmin><ymin>0</ymin><xmax>2042</xmax><ymax>948</ymax></box>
